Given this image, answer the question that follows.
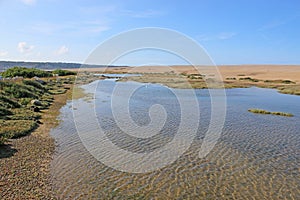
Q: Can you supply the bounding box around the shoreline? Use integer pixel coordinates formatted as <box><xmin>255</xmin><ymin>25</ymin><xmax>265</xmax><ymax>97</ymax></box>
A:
<box><xmin>69</xmin><ymin>65</ymin><xmax>300</xmax><ymax>83</ymax></box>
<box><xmin>0</xmin><ymin>66</ymin><xmax>298</xmax><ymax>198</ymax></box>
<box><xmin>70</xmin><ymin>65</ymin><xmax>300</xmax><ymax>95</ymax></box>
<box><xmin>41</xmin><ymin>75</ymin><xmax>300</xmax><ymax>199</ymax></box>
<box><xmin>0</xmin><ymin>84</ymin><xmax>73</xmax><ymax>199</ymax></box>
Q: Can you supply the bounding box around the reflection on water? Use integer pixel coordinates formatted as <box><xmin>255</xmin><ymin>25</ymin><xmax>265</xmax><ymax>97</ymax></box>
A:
<box><xmin>51</xmin><ymin>80</ymin><xmax>300</xmax><ymax>199</ymax></box>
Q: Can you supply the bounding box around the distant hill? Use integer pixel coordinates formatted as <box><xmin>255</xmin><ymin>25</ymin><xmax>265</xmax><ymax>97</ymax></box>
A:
<box><xmin>0</xmin><ymin>61</ymin><xmax>127</xmax><ymax>72</ymax></box>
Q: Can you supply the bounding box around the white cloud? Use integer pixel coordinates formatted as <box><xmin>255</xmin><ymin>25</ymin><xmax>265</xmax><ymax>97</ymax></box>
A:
<box><xmin>20</xmin><ymin>0</ymin><xmax>36</xmax><ymax>6</ymax></box>
<box><xmin>55</xmin><ymin>45</ymin><xmax>69</xmax><ymax>55</ymax></box>
<box><xmin>0</xmin><ymin>51</ymin><xmax>8</xmax><ymax>57</ymax></box>
<box><xmin>18</xmin><ymin>42</ymin><xmax>34</xmax><ymax>54</ymax></box>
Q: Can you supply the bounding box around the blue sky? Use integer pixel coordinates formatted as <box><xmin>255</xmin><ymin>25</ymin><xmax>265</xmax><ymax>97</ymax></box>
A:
<box><xmin>0</xmin><ymin>0</ymin><xmax>300</xmax><ymax>65</ymax></box>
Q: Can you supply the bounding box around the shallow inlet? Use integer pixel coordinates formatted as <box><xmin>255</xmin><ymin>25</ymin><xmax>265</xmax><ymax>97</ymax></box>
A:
<box><xmin>51</xmin><ymin>79</ymin><xmax>300</xmax><ymax>199</ymax></box>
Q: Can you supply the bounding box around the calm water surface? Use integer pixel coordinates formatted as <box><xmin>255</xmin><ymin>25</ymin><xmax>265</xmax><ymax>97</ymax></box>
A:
<box><xmin>51</xmin><ymin>79</ymin><xmax>300</xmax><ymax>199</ymax></box>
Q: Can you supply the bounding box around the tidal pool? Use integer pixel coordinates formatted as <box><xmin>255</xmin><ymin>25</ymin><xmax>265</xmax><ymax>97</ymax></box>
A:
<box><xmin>51</xmin><ymin>79</ymin><xmax>300</xmax><ymax>199</ymax></box>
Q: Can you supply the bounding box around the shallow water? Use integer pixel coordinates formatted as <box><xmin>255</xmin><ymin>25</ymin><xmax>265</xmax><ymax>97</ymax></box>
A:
<box><xmin>94</xmin><ymin>73</ymin><xmax>141</xmax><ymax>78</ymax></box>
<box><xmin>51</xmin><ymin>80</ymin><xmax>300</xmax><ymax>199</ymax></box>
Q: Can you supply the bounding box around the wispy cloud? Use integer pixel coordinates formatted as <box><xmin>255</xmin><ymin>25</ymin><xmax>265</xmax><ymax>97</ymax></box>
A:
<box><xmin>18</xmin><ymin>42</ymin><xmax>34</xmax><ymax>54</ymax></box>
<box><xmin>217</xmin><ymin>32</ymin><xmax>237</xmax><ymax>40</ymax></box>
<box><xmin>76</xmin><ymin>5</ymin><xmax>115</xmax><ymax>33</ymax></box>
<box><xmin>79</xmin><ymin>5</ymin><xmax>117</xmax><ymax>16</ymax></box>
<box><xmin>29</xmin><ymin>22</ymin><xmax>61</xmax><ymax>35</ymax></box>
<box><xmin>87</xmin><ymin>25</ymin><xmax>110</xmax><ymax>33</ymax></box>
<box><xmin>0</xmin><ymin>51</ymin><xmax>8</xmax><ymax>57</ymax></box>
<box><xmin>28</xmin><ymin>20</ymin><xmax>110</xmax><ymax>36</ymax></box>
<box><xmin>24</xmin><ymin>4</ymin><xmax>114</xmax><ymax>37</ymax></box>
<box><xmin>55</xmin><ymin>45</ymin><xmax>69</xmax><ymax>56</ymax></box>
<box><xmin>80</xmin><ymin>20</ymin><xmax>110</xmax><ymax>33</ymax></box>
<box><xmin>198</xmin><ymin>32</ymin><xmax>237</xmax><ymax>41</ymax></box>
<box><xmin>122</xmin><ymin>9</ymin><xmax>166</xmax><ymax>18</ymax></box>
<box><xmin>258</xmin><ymin>21</ymin><xmax>286</xmax><ymax>31</ymax></box>
<box><xmin>20</xmin><ymin>0</ymin><xmax>36</xmax><ymax>6</ymax></box>
<box><xmin>22</xmin><ymin>6</ymin><xmax>163</xmax><ymax>39</ymax></box>
<box><xmin>258</xmin><ymin>14</ymin><xmax>300</xmax><ymax>32</ymax></box>
<box><xmin>79</xmin><ymin>5</ymin><xmax>164</xmax><ymax>19</ymax></box>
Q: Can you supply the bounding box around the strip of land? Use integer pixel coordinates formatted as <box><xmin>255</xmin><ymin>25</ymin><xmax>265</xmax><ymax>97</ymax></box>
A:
<box><xmin>71</xmin><ymin>65</ymin><xmax>300</xmax><ymax>82</ymax></box>
<box><xmin>0</xmin><ymin>67</ymin><xmax>81</xmax><ymax>199</ymax></box>
<box><xmin>71</xmin><ymin>65</ymin><xmax>300</xmax><ymax>95</ymax></box>
<box><xmin>0</xmin><ymin>89</ymin><xmax>71</xmax><ymax>199</ymax></box>
<box><xmin>248</xmin><ymin>109</ymin><xmax>294</xmax><ymax>117</ymax></box>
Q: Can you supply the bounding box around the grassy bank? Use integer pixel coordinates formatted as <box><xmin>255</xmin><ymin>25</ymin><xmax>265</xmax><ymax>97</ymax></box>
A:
<box><xmin>0</xmin><ymin>85</ymin><xmax>74</xmax><ymax>199</ymax></box>
<box><xmin>0</xmin><ymin>77</ymin><xmax>74</xmax><ymax>144</ymax></box>
<box><xmin>248</xmin><ymin>109</ymin><xmax>294</xmax><ymax>117</ymax></box>
<box><xmin>0</xmin><ymin>67</ymin><xmax>78</xmax><ymax>199</ymax></box>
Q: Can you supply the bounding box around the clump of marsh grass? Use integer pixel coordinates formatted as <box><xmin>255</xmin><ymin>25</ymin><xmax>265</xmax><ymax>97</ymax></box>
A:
<box><xmin>264</xmin><ymin>79</ymin><xmax>296</xmax><ymax>84</ymax></box>
<box><xmin>239</xmin><ymin>77</ymin><xmax>259</xmax><ymax>82</ymax></box>
<box><xmin>0</xmin><ymin>120</ymin><xmax>38</xmax><ymax>144</ymax></box>
<box><xmin>248</xmin><ymin>109</ymin><xmax>293</xmax><ymax>117</ymax></box>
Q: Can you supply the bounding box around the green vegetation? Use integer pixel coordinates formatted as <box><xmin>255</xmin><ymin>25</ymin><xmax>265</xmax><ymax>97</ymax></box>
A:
<box><xmin>226</xmin><ymin>77</ymin><xmax>237</xmax><ymax>80</ymax></box>
<box><xmin>0</xmin><ymin>95</ymin><xmax>20</xmax><ymax>109</ymax></box>
<box><xmin>264</xmin><ymin>79</ymin><xmax>296</xmax><ymax>84</ymax></box>
<box><xmin>277</xmin><ymin>85</ymin><xmax>300</xmax><ymax>95</ymax></box>
<box><xmin>239</xmin><ymin>77</ymin><xmax>259</xmax><ymax>82</ymax></box>
<box><xmin>0</xmin><ymin>67</ymin><xmax>76</xmax><ymax>145</ymax></box>
<box><xmin>248</xmin><ymin>109</ymin><xmax>294</xmax><ymax>117</ymax></box>
<box><xmin>1</xmin><ymin>66</ymin><xmax>52</xmax><ymax>78</ymax></box>
<box><xmin>187</xmin><ymin>74</ymin><xmax>204</xmax><ymax>79</ymax></box>
<box><xmin>0</xmin><ymin>66</ymin><xmax>77</xmax><ymax>78</ymax></box>
<box><xmin>120</xmin><ymin>73</ymin><xmax>300</xmax><ymax>95</ymax></box>
<box><xmin>52</xmin><ymin>69</ymin><xmax>77</xmax><ymax>76</ymax></box>
<box><xmin>0</xmin><ymin>120</ymin><xmax>38</xmax><ymax>144</ymax></box>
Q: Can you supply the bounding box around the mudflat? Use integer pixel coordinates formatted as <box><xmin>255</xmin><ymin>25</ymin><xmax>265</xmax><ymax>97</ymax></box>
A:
<box><xmin>71</xmin><ymin>65</ymin><xmax>300</xmax><ymax>95</ymax></box>
<box><xmin>72</xmin><ymin>65</ymin><xmax>300</xmax><ymax>82</ymax></box>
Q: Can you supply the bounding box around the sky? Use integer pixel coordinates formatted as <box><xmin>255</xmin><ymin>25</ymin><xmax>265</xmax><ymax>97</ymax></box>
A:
<box><xmin>0</xmin><ymin>0</ymin><xmax>300</xmax><ymax>65</ymax></box>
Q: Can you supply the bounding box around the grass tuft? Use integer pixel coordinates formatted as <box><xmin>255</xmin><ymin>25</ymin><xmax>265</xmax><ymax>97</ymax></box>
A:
<box><xmin>248</xmin><ymin>109</ymin><xmax>293</xmax><ymax>117</ymax></box>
